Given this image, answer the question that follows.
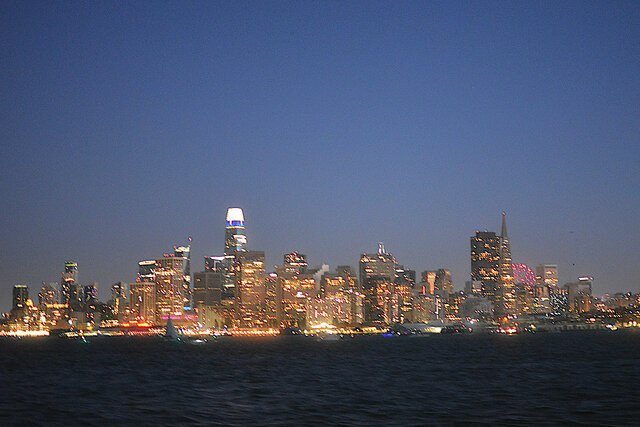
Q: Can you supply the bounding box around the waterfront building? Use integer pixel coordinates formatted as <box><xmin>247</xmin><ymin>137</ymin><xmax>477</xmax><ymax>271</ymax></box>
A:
<box><xmin>360</xmin><ymin>243</ymin><xmax>398</xmax><ymax>325</ymax></box>
<box><xmin>154</xmin><ymin>255</ymin><xmax>189</xmax><ymax>321</ymax></box>
<box><xmin>420</xmin><ymin>271</ymin><xmax>437</xmax><ymax>295</ymax></box>
<box><xmin>235</xmin><ymin>251</ymin><xmax>267</xmax><ymax>328</ymax></box>
<box><xmin>277</xmin><ymin>264</ymin><xmax>317</xmax><ymax>328</ymax></box>
<box><xmin>129</xmin><ymin>282</ymin><xmax>157</xmax><ymax>323</ymax></box>
<box><xmin>566</xmin><ymin>277</ymin><xmax>593</xmax><ymax>313</ymax></box>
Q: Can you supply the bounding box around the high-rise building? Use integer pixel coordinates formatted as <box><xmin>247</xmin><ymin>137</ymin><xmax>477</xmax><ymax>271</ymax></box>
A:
<box><xmin>154</xmin><ymin>255</ymin><xmax>188</xmax><ymax>321</ymax></box>
<box><xmin>12</xmin><ymin>285</ymin><xmax>29</xmax><ymax>310</ymax></box>
<box><xmin>470</xmin><ymin>231</ymin><xmax>500</xmax><ymax>300</ymax></box>
<box><xmin>421</xmin><ymin>270</ymin><xmax>437</xmax><ymax>295</ymax></box>
<box><xmin>224</xmin><ymin>207</ymin><xmax>247</xmax><ymax>256</ymax></box>
<box><xmin>129</xmin><ymin>282</ymin><xmax>157</xmax><ymax>323</ymax></box>
<box><xmin>235</xmin><ymin>251</ymin><xmax>267</xmax><ymax>328</ymax></box>
<box><xmin>61</xmin><ymin>261</ymin><xmax>79</xmax><ymax>306</ymax></box>
<box><xmin>204</xmin><ymin>256</ymin><xmax>225</xmax><ymax>272</ymax></box>
<box><xmin>535</xmin><ymin>265</ymin><xmax>558</xmax><ymax>290</ymax></box>
<box><xmin>360</xmin><ymin>243</ymin><xmax>397</xmax><ymax>325</ymax></box>
<box><xmin>138</xmin><ymin>260</ymin><xmax>156</xmax><ymax>283</ymax></box>
<box><xmin>193</xmin><ymin>271</ymin><xmax>224</xmax><ymax>308</ymax></box>
<box><xmin>435</xmin><ymin>269</ymin><xmax>454</xmax><ymax>295</ymax></box>
<box><xmin>360</xmin><ymin>243</ymin><xmax>396</xmax><ymax>286</ymax></box>
<box><xmin>38</xmin><ymin>282</ymin><xmax>59</xmax><ymax>307</ymax></box>
<box><xmin>566</xmin><ymin>277</ymin><xmax>593</xmax><ymax>313</ymax></box>
<box><xmin>497</xmin><ymin>213</ymin><xmax>516</xmax><ymax>316</ymax></box>
<box><xmin>284</xmin><ymin>252</ymin><xmax>308</xmax><ymax>274</ymax></box>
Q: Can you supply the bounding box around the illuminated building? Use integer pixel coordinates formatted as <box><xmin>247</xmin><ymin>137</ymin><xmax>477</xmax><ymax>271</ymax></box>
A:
<box><xmin>470</xmin><ymin>231</ymin><xmax>500</xmax><ymax>300</ymax></box>
<box><xmin>435</xmin><ymin>269</ymin><xmax>454</xmax><ymax>295</ymax></box>
<box><xmin>83</xmin><ymin>283</ymin><xmax>98</xmax><ymax>304</ymax></box>
<box><xmin>222</xmin><ymin>207</ymin><xmax>248</xmax><ymax>300</ymax></box>
<box><xmin>61</xmin><ymin>261</ymin><xmax>79</xmax><ymax>307</ymax></box>
<box><xmin>137</xmin><ymin>260</ymin><xmax>156</xmax><ymax>283</ymax></box>
<box><xmin>513</xmin><ymin>263</ymin><xmax>536</xmax><ymax>314</ymax></box>
<box><xmin>536</xmin><ymin>265</ymin><xmax>558</xmax><ymax>291</ymax></box>
<box><xmin>110</xmin><ymin>282</ymin><xmax>129</xmax><ymax>320</ymax></box>
<box><xmin>421</xmin><ymin>271</ymin><xmax>437</xmax><ymax>295</ymax></box>
<box><xmin>277</xmin><ymin>263</ymin><xmax>317</xmax><ymax>328</ymax></box>
<box><xmin>193</xmin><ymin>271</ymin><xmax>224</xmax><ymax>308</ymax></box>
<box><xmin>12</xmin><ymin>285</ymin><xmax>29</xmax><ymax>311</ymax></box>
<box><xmin>204</xmin><ymin>255</ymin><xmax>225</xmax><ymax>272</ymax></box>
<box><xmin>497</xmin><ymin>213</ymin><xmax>516</xmax><ymax>316</ymax></box>
<box><xmin>395</xmin><ymin>266</ymin><xmax>416</xmax><ymax>286</ymax></box>
<box><xmin>154</xmin><ymin>255</ymin><xmax>189</xmax><ymax>321</ymax></box>
<box><xmin>566</xmin><ymin>277</ymin><xmax>593</xmax><ymax>313</ymax></box>
<box><xmin>360</xmin><ymin>243</ymin><xmax>396</xmax><ymax>286</ymax></box>
<box><xmin>235</xmin><ymin>251</ymin><xmax>267</xmax><ymax>328</ymax></box>
<box><xmin>224</xmin><ymin>207</ymin><xmax>247</xmax><ymax>256</ymax></box>
<box><xmin>130</xmin><ymin>282</ymin><xmax>157</xmax><ymax>323</ymax></box>
<box><xmin>284</xmin><ymin>252</ymin><xmax>308</xmax><ymax>274</ymax></box>
<box><xmin>38</xmin><ymin>282</ymin><xmax>59</xmax><ymax>306</ymax></box>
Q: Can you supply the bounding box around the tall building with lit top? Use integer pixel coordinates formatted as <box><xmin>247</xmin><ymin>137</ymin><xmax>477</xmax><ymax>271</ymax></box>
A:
<box><xmin>61</xmin><ymin>261</ymin><xmax>78</xmax><ymax>306</ymax></box>
<box><xmin>224</xmin><ymin>208</ymin><xmax>247</xmax><ymax>256</ymax></box>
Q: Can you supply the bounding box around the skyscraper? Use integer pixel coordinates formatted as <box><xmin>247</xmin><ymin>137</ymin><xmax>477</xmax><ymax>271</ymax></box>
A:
<box><xmin>61</xmin><ymin>261</ymin><xmax>81</xmax><ymax>309</ymax></box>
<box><xmin>12</xmin><ymin>285</ymin><xmax>29</xmax><ymax>310</ymax></box>
<box><xmin>360</xmin><ymin>243</ymin><xmax>397</xmax><ymax>325</ymax></box>
<box><xmin>222</xmin><ymin>207</ymin><xmax>248</xmax><ymax>300</ymax></box>
<box><xmin>470</xmin><ymin>231</ymin><xmax>500</xmax><ymax>299</ymax></box>
<box><xmin>224</xmin><ymin>207</ymin><xmax>247</xmax><ymax>256</ymax></box>
<box><xmin>497</xmin><ymin>213</ymin><xmax>516</xmax><ymax>316</ymax></box>
<box><xmin>235</xmin><ymin>251</ymin><xmax>267</xmax><ymax>328</ymax></box>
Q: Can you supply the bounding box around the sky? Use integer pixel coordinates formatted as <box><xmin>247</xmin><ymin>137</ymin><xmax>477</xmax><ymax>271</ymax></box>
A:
<box><xmin>1</xmin><ymin>1</ymin><xmax>639</xmax><ymax>308</ymax></box>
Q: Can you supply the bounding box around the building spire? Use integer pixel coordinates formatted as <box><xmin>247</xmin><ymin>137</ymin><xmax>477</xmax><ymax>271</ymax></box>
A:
<box><xmin>378</xmin><ymin>242</ymin><xmax>385</xmax><ymax>255</ymax></box>
<box><xmin>501</xmin><ymin>212</ymin><xmax>509</xmax><ymax>239</ymax></box>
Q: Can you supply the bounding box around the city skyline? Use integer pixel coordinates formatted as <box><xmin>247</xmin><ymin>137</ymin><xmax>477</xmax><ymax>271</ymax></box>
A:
<box><xmin>2</xmin><ymin>2</ymin><xmax>639</xmax><ymax>309</ymax></box>
<box><xmin>0</xmin><ymin>207</ymin><xmax>632</xmax><ymax>310</ymax></box>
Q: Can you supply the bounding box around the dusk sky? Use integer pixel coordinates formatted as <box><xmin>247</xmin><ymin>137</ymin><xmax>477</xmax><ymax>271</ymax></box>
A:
<box><xmin>1</xmin><ymin>1</ymin><xmax>639</xmax><ymax>308</ymax></box>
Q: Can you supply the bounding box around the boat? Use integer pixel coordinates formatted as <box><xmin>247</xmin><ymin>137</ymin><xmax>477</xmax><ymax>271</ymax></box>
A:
<box><xmin>164</xmin><ymin>317</ymin><xmax>180</xmax><ymax>342</ymax></box>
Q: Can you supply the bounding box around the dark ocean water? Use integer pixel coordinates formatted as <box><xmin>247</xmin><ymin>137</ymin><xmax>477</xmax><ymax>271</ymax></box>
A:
<box><xmin>1</xmin><ymin>330</ymin><xmax>639</xmax><ymax>425</ymax></box>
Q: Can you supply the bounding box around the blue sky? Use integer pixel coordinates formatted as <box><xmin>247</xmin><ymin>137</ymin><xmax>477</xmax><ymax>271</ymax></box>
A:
<box><xmin>1</xmin><ymin>1</ymin><xmax>639</xmax><ymax>307</ymax></box>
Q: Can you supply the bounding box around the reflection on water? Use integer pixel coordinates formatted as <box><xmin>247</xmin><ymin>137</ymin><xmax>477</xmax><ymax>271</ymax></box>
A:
<box><xmin>1</xmin><ymin>331</ymin><xmax>639</xmax><ymax>424</ymax></box>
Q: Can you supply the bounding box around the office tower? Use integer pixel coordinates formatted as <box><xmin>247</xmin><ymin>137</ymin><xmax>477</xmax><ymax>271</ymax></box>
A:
<box><xmin>204</xmin><ymin>256</ymin><xmax>225</xmax><ymax>272</ymax></box>
<box><xmin>421</xmin><ymin>270</ymin><xmax>437</xmax><ymax>295</ymax></box>
<box><xmin>224</xmin><ymin>207</ymin><xmax>247</xmax><ymax>256</ymax></box>
<box><xmin>61</xmin><ymin>261</ymin><xmax>79</xmax><ymax>306</ymax></box>
<box><xmin>497</xmin><ymin>213</ymin><xmax>516</xmax><ymax>316</ymax></box>
<box><xmin>470</xmin><ymin>231</ymin><xmax>500</xmax><ymax>300</ymax></box>
<box><xmin>138</xmin><ymin>260</ymin><xmax>156</xmax><ymax>283</ymax></box>
<box><xmin>193</xmin><ymin>271</ymin><xmax>224</xmax><ymax>308</ymax></box>
<box><xmin>360</xmin><ymin>243</ymin><xmax>398</xmax><ymax>325</ymax></box>
<box><xmin>83</xmin><ymin>283</ymin><xmax>98</xmax><ymax>304</ymax></box>
<box><xmin>129</xmin><ymin>281</ymin><xmax>157</xmax><ymax>323</ymax></box>
<box><xmin>154</xmin><ymin>255</ymin><xmax>188</xmax><ymax>321</ymax></box>
<box><xmin>535</xmin><ymin>265</ymin><xmax>558</xmax><ymax>291</ymax></box>
<box><xmin>395</xmin><ymin>266</ymin><xmax>416</xmax><ymax>286</ymax></box>
<box><xmin>277</xmin><ymin>259</ymin><xmax>317</xmax><ymax>328</ymax></box>
<box><xmin>360</xmin><ymin>243</ymin><xmax>396</xmax><ymax>285</ymax></box>
<box><xmin>435</xmin><ymin>269</ymin><xmax>454</xmax><ymax>295</ymax></box>
<box><xmin>222</xmin><ymin>207</ymin><xmax>248</xmax><ymax>300</ymax></box>
<box><xmin>235</xmin><ymin>251</ymin><xmax>267</xmax><ymax>328</ymax></box>
<box><xmin>12</xmin><ymin>285</ymin><xmax>29</xmax><ymax>310</ymax></box>
<box><xmin>38</xmin><ymin>282</ymin><xmax>59</xmax><ymax>307</ymax></box>
<box><xmin>111</xmin><ymin>282</ymin><xmax>128</xmax><ymax>318</ymax></box>
<box><xmin>566</xmin><ymin>277</ymin><xmax>593</xmax><ymax>313</ymax></box>
<box><xmin>284</xmin><ymin>252</ymin><xmax>308</xmax><ymax>274</ymax></box>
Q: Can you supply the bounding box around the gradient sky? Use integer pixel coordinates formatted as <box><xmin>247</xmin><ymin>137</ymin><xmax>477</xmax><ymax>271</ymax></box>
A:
<box><xmin>2</xmin><ymin>1</ymin><xmax>639</xmax><ymax>308</ymax></box>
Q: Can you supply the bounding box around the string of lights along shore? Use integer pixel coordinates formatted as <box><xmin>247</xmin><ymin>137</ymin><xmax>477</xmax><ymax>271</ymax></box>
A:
<box><xmin>4</xmin><ymin>207</ymin><xmax>639</xmax><ymax>336</ymax></box>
